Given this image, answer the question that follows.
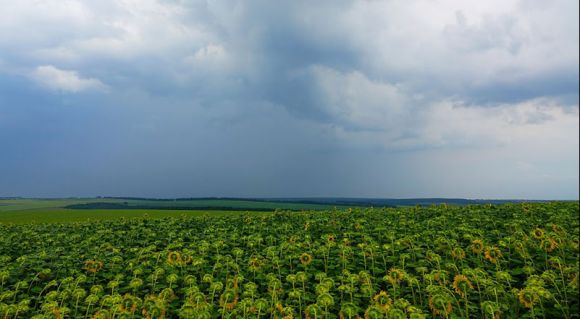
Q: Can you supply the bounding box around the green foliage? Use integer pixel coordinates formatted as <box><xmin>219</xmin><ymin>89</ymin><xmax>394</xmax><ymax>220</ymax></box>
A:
<box><xmin>0</xmin><ymin>202</ymin><xmax>578</xmax><ymax>318</ymax></box>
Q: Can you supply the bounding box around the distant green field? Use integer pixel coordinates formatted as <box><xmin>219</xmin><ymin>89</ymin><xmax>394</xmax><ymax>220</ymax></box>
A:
<box><xmin>120</xmin><ymin>198</ymin><xmax>337</xmax><ymax>210</ymax></box>
<box><xmin>0</xmin><ymin>198</ymin><xmax>126</xmax><ymax>212</ymax></box>
<box><xmin>0</xmin><ymin>208</ymin><xmax>272</xmax><ymax>224</ymax></box>
<box><xmin>0</xmin><ymin>198</ymin><xmax>337</xmax><ymax>223</ymax></box>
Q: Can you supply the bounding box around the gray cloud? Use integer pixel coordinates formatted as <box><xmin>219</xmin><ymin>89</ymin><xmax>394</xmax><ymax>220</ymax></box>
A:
<box><xmin>0</xmin><ymin>0</ymin><xmax>578</xmax><ymax>199</ymax></box>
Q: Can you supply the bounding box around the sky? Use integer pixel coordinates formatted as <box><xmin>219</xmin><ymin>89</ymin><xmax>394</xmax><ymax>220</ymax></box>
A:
<box><xmin>0</xmin><ymin>0</ymin><xmax>578</xmax><ymax>199</ymax></box>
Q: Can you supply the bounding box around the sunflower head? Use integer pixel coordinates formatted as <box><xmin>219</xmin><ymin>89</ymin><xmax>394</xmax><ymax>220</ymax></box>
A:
<box><xmin>253</xmin><ymin>298</ymin><xmax>269</xmax><ymax>314</ymax></box>
<box><xmin>295</xmin><ymin>272</ymin><xmax>308</xmax><ymax>283</ymax></box>
<box><xmin>120</xmin><ymin>294</ymin><xmax>141</xmax><ymax>314</ymax></box>
<box><xmin>452</xmin><ymin>275</ymin><xmax>474</xmax><ymax>297</ymax></box>
<box><xmin>495</xmin><ymin>270</ymin><xmax>512</xmax><ymax>283</ymax></box>
<box><xmin>272</xmin><ymin>303</ymin><xmax>293</xmax><ymax>319</ymax></box>
<box><xmin>385</xmin><ymin>268</ymin><xmax>406</xmax><ymax>285</ymax></box>
<box><xmin>129</xmin><ymin>278</ymin><xmax>143</xmax><ymax>290</ymax></box>
<box><xmin>248</xmin><ymin>256</ymin><xmax>263</xmax><ymax>272</ymax></box>
<box><xmin>317</xmin><ymin>293</ymin><xmax>335</xmax><ymax>308</ymax></box>
<box><xmin>159</xmin><ymin>287</ymin><xmax>176</xmax><ymax>301</ymax></box>
<box><xmin>141</xmin><ymin>296</ymin><xmax>166</xmax><ymax>319</ymax></box>
<box><xmin>177</xmin><ymin>302</ymin><xmax>199</xmax><ymax>319</ymax></box>
<box><xmin>189</xmin><ymin>291</ymin><xmax>206</xmax><ymax>305</ymax></box>
<box><xmin>540</xmin><ymin>238</ymin><xmax>558</xmax><ymax>253</ymax></box>
<box><xmin>387</xmin><ymin>308</ymin><xmax>406</xmax><ymax>319</ymax></box>
<box><xmin>364</xmin><ymin>305</ymin><xmax>384</xmax><ymax>319</ymax></box>
<box><xmin>484</xmin><ymin>246</ymin><xmax>502</xmax><ymax>264</ymax></box>
<box><xmin>219</xmin><ymin>290</ymin><xmax>239</xmax><ymax>310</ymax></box>
<box><xmin>339</xmin><ymin>302</ymin><xmax>360</xmax><ymax>319</ymax></box>
<box><xmin>480</xmin><ymin>301</ymin><xmax>501</xmax><ymax>319</ymax></box>
<box><xmin>166</xmin><ymin>273</ymin><xmax>179</xmax><ymax>285</ymax></box>
<box><xmin>84</xmin><ymin>260</ymin><xmax>104</xmax><ymax>274</ymax></box>
<box><xmin>451</xmin><ymin>247</ymin><xmax>466</xmax><ymax>260</ymax></box>
<box><xmin>431</xmin><ymin>269</ymin><xmax>448</xmax><ymax>284</ymax></box>
<box><xmin>517</xmin><ymin>288</ymin><xmax>540</xmax><ymax>309</ymax></box>
<box><xmin>304</xmin><ymin>304</ymin><xmax>323</xmax><ymax>319</ymax></box>
<box><xmin>428</xmin><ymin>293</ymin><xmax>453</xmax><ymax>316</ymax></box>
<box><xmin>299</xmin><ymin>253</ymin><xmax>313</xmax><ymax>267</ymax></box>
<box><xmin>372</xmin><ymin>291</ymin><xmax>392</xmax><ymax>312</ymax></box>
<box><xmin>327</xmin><ymin>234</ymin><xmax>337</xmax><ymax>243</ymax></box>
<box><xmin>471</xmin><ymin>239</ymin><xmax>484</xmax><ymax>254</ymax></box>
<box><xmin>531</xmin><ymin>228</ymin><xmax>545</xmax><ymax>240</ymax></box>
<box><xmin>166</xmin><ymin>251</ymin><xmax>182</xmax><ymax>266</ymax></box>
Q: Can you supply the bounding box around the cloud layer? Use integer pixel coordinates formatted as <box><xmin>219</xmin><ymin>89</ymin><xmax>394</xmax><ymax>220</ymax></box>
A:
<box><xmin>0</xmin><ymin>0</ymin><xmax>578</xmax><ymax>199</ymax></box>
<box><xmin>32</xmin><ymin>65</ymin><xmax>107</xmax><ymax>92</ymax></box>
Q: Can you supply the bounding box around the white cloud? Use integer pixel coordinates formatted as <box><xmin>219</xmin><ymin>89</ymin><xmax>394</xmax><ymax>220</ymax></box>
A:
<box><xmin>0</xmin><ymin>0</ymin><xmax>212</xmax><ymax>67</ymax></box>
<box><xmin>31</xmin><ymin>65</ymin><xmax>107</xmax><ymax>92</ymax></box>
<box><xmin>310</xmin><ymin>67</ymin><xmax>578</xmax><ymax>152</ymax></box>
<box><xmin>339</xmin><ymin>0</ymin><xmax>579</xmax><ymax>93</ymax></box>
<box><xmin>1</xmin><ymin>0</ymin><xmax>576</xmax><ymax>101</ymax></box>
<box><xmin>311</xmin><ymin>66</ymin><xmax>411</xmax><ymax>131</ymax></box>
<box><xmin>420</xmin><ymin>98</ymin><xmax>579</xmax><ymax>148</ymax></box>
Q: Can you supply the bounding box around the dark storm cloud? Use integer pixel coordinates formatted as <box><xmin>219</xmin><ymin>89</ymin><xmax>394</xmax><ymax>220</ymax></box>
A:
<box><xmin>0</xmin><ymin>0</ymin><xmax>578</xmax><ymax>199</ymax></box>
<box><xmin>467</xmin><ymin>71</ymin><xmax>579</xmax><ymax>105</ymax></box>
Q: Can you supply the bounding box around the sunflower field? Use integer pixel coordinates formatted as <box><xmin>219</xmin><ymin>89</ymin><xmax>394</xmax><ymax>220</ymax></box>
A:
<box><xmin>0</xmin><ymin>202</ymin><xmax>578</xmax><ymax>319</ymax></box>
